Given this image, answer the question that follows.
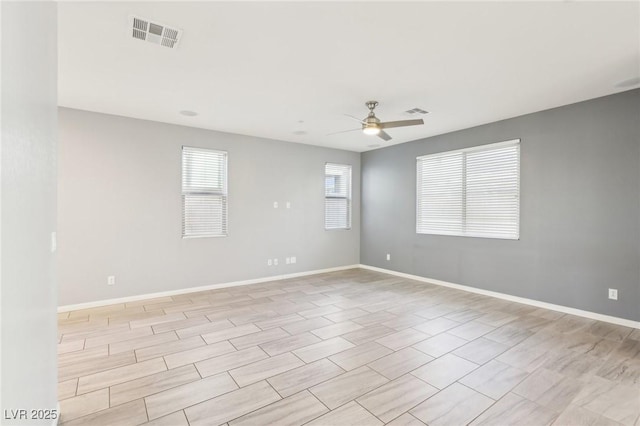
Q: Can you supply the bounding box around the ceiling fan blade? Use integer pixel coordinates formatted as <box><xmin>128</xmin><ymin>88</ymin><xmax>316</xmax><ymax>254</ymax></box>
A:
<box><xmin>344</xmin><ymin>114</ymin><xmax>366</xmax><ymax>124</ymax></box>
<box><xmin>326</xmin><ymin>128</ymin><xmax>360</xmax><ymax>136</ymax></box>
<box><xmin>379</xmin><ymin>119</ymin><xmax>424</xmax><ymax>129</ymax></box>
<box><xmin>377</xmin><ymin>130</ymin><xmax>392</xmax><ymax>141</ymax></box>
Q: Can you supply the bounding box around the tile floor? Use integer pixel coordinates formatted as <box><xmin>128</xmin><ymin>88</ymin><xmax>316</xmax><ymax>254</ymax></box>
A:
<box><xmin>56</xmin><ymin>269</ymin><xmax>640</xmax><ymax>425</ymax></box>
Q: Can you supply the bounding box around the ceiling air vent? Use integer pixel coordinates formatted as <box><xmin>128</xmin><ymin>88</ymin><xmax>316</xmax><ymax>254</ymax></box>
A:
<box><xmin>404</xmin><ymin>108</ymin><xmax>429</xmax><ymax>115</ymax></box>
<box><xmin>129</xmin><ymin>16</ymin><xmax>182</xmax><ymax>49</ymax></box>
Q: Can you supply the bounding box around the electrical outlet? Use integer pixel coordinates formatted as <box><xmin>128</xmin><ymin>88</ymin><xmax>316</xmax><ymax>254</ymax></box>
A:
<box><xmin>274</xmin><ymin>258</ymin><xmax>278</xmax><ymax>266</ymax></box>
<box><xmin>286</xmin><ymin>202</ymin><xmax>291</xmax><ymax>209</ymax></box>
<box><xmin>107</xmin><ymin>276</ymin><xmax>116</xmax><ymax>285</ymax></box>
<box><xmin>386</xmin><ymin>253</ymin><xmax>391</xmax><ymax>261</ymax></box>
<box><xmin>273</xmin><ymin>201</ymin><xmax>278</xmax><ymax>209</ymax></box>
<box><xmin>267</xmin><ymin>259</ymin><xmax>272</xmax><ymax>266</ymax></box>
<box><xmin>290</xmin><ymin>256</ymin><xmax>296</xmax><ymax>264</ymax></box>
<box><xmin>608</xmin><ymin>288</ymin><xmax>618</xmax><ymax>300</ymax></box>
<box><xmin>286</xmin><ymin>257</ymin><xmax>290</xmax><ymax>264</ymax></box>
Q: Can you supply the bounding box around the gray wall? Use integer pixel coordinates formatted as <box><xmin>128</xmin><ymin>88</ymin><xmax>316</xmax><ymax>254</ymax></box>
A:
<box><xmin>58</xmin><ymin>108</ymin><xmax>360</xmax><ymax>306</ymax></box>
<box><xmin>361</xmin><ymin>89</ymin><xmax>640</xmax><ymax>322</ymax></box>
<box><xmin>1</xmin><ymin>1</ymin><xmax>59</xmax><ymax>422</ymax></box>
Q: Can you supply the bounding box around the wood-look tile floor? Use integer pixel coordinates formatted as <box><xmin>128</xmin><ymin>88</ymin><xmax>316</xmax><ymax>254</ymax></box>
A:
<box><xmin>57</xmin><ymin>269</ymin><xmax>640</xmax><ymax>426</ymax></box>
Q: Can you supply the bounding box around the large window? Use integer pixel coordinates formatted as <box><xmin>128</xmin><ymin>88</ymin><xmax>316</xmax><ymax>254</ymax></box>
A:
<box><xmin>325</xmin><ymin>163</ymin><xmax>352</xmax><ymax>230</ymax></box>
<box><xmin>417</xmin><ymin>140</ymin><xmax>520</xmax><ymax>239</ymax></box>
<box><xmin>182</xmin><ymin>146</ymin><xmax>228</xmax><ymax>237</ymax></box>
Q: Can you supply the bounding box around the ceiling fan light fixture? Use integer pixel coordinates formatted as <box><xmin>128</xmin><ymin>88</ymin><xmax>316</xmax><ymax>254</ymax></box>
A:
<box><xmin>363</xmin><ymin>125</ymin><xmax>381</xmax><ymax>135</ymax></box>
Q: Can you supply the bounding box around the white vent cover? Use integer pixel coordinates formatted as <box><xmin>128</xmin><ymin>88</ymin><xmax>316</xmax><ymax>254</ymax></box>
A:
<box><xmin>130</xmin><ymin>16</ymin><xmax>182</xmax><ymax>49</ymax></box>
<box><xmin>404</xmin><ymin>108</ymin><xmax>429</xmax><ymax>115</ymax></box>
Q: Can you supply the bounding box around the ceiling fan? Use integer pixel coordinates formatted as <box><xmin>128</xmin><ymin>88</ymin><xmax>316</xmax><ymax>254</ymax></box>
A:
<box><xmin>330</xmin><ymin>101</ymin><xmax>425</xmax><ymax>141</ymax></box>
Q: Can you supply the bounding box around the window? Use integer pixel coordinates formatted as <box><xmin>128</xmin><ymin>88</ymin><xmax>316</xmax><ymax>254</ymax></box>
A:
<box><xmin>182</xmin><ymin>146</ymin><xmax>228</xmax><ymax>237</ymax></box>
<box><xmin>417</xmin><ymin>140</ymin><xmax>520</xmax><ymax>239</ymax></box>
<box><xmin>325</xmin><ymin>163</ymin><xmax>352</xmax><ymax>230</ymax></box>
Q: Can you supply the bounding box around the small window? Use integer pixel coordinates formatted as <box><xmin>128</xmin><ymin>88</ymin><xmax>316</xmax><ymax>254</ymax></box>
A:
<box><xmin>182</xmin><ymin>146</ymin><xmax>228</xmax><ymax>237</ymax></box>
<box><xmin>325</xmin><ymin>163</ymin><xmax>352</xmax><ymax>230</ymax></box>
<box><xmin>417</xmin><ymin>140</ymin><xmax>520</xmax><ymax>239</ymax></box>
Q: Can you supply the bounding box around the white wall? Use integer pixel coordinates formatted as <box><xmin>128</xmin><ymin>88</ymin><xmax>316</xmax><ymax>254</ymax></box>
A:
<box><xmin>1</xmin><ymin>1</ymin><xmax>58</xmax><ymax>424</ymax></box>
<box><xmin>58</xmin><ymin>108</ymin><xmax>360</xmax><ymax>306</ymax></box>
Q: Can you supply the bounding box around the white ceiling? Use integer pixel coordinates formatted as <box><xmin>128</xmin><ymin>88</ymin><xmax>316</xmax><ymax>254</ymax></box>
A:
<box><xmin>58</xmin><ymin>1</ymin><xmax>640</xmax><ymax>152</ymax></box>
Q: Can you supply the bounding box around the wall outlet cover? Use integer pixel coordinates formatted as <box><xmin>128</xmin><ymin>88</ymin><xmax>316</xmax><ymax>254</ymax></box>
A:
<box><xmin>608</xmin><ymin>288</ymin><xmax>618</xmax><ymax>300</ymax></box>
<box><xmin>290</xmin><ymin>256</ymin><xmax>296</xmax><ymax>264</ymax></box>
<box><xmin>107</xmin><ymin>276</ymin><xmax>116</xmax><ymax>285</ymax></box>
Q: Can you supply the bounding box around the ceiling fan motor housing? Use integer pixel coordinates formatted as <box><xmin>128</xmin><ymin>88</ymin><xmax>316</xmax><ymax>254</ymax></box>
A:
<box><xmin>364</xmin><ymin>101</ymin><xmax>381</xmax><ymax>130</ymax></box>
<box><xmin>363</xmin><ymin>119</ymin><xmax>381</xmax><ymax>134</ymax></box>
<box><xmin>364</xmin><ymin>116</ymin><xmax>380</xmax><ymax>125</ymax></box>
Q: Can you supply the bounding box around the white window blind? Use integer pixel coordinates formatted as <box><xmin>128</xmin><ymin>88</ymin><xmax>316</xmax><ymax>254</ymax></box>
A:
<box><xmin>417</xmin><ymin>140</ymin><xmax>520</xmax><ymax>239</ymax></box>
<box><xmin>182</xmin><ymin>146</ymin><xmax>228</xmax><ymax>237</ymax></box>
<box><xmin>325</xmin><ymin>163</ymin><xmax>352</xmax><ymax>230</ymax></box>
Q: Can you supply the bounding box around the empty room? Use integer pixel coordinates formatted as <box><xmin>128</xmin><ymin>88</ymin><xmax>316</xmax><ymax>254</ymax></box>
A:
<box><xmin>1</xmin><ymin>1</ymin><xmax>639</xmax><ymax>425</ymax></box>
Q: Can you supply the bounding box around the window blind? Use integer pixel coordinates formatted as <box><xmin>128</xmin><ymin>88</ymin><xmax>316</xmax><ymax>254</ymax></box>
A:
<box><xmin>325</xmin><ymin>163</ymin><xmax>352</xmax><ymax>230</ymax></box>
<box><xmin>417</xmin><ymin>140</ymin><xmax>520</xmax><ymax>239</ymax></box>
<box><xmin>182</xmin><ymin>146</ymin><xmax>228</xmax><ymax>237</ymax></box>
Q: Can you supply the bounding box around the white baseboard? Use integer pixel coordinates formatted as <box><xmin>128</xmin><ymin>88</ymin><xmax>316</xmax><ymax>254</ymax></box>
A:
<box><xmin>359</xmin><ymin>264</ymin><xmax>640</xmax><ymax>329</ymax></box>
<box><xmin>57</xmin><ymin>264</ymin><xmax>360</xmax><ymax>312</ymax></box>
<box><xmin>58</xmin><ymin>262</ymin><xmax>639</xmax><ymax>330</ymax></box>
